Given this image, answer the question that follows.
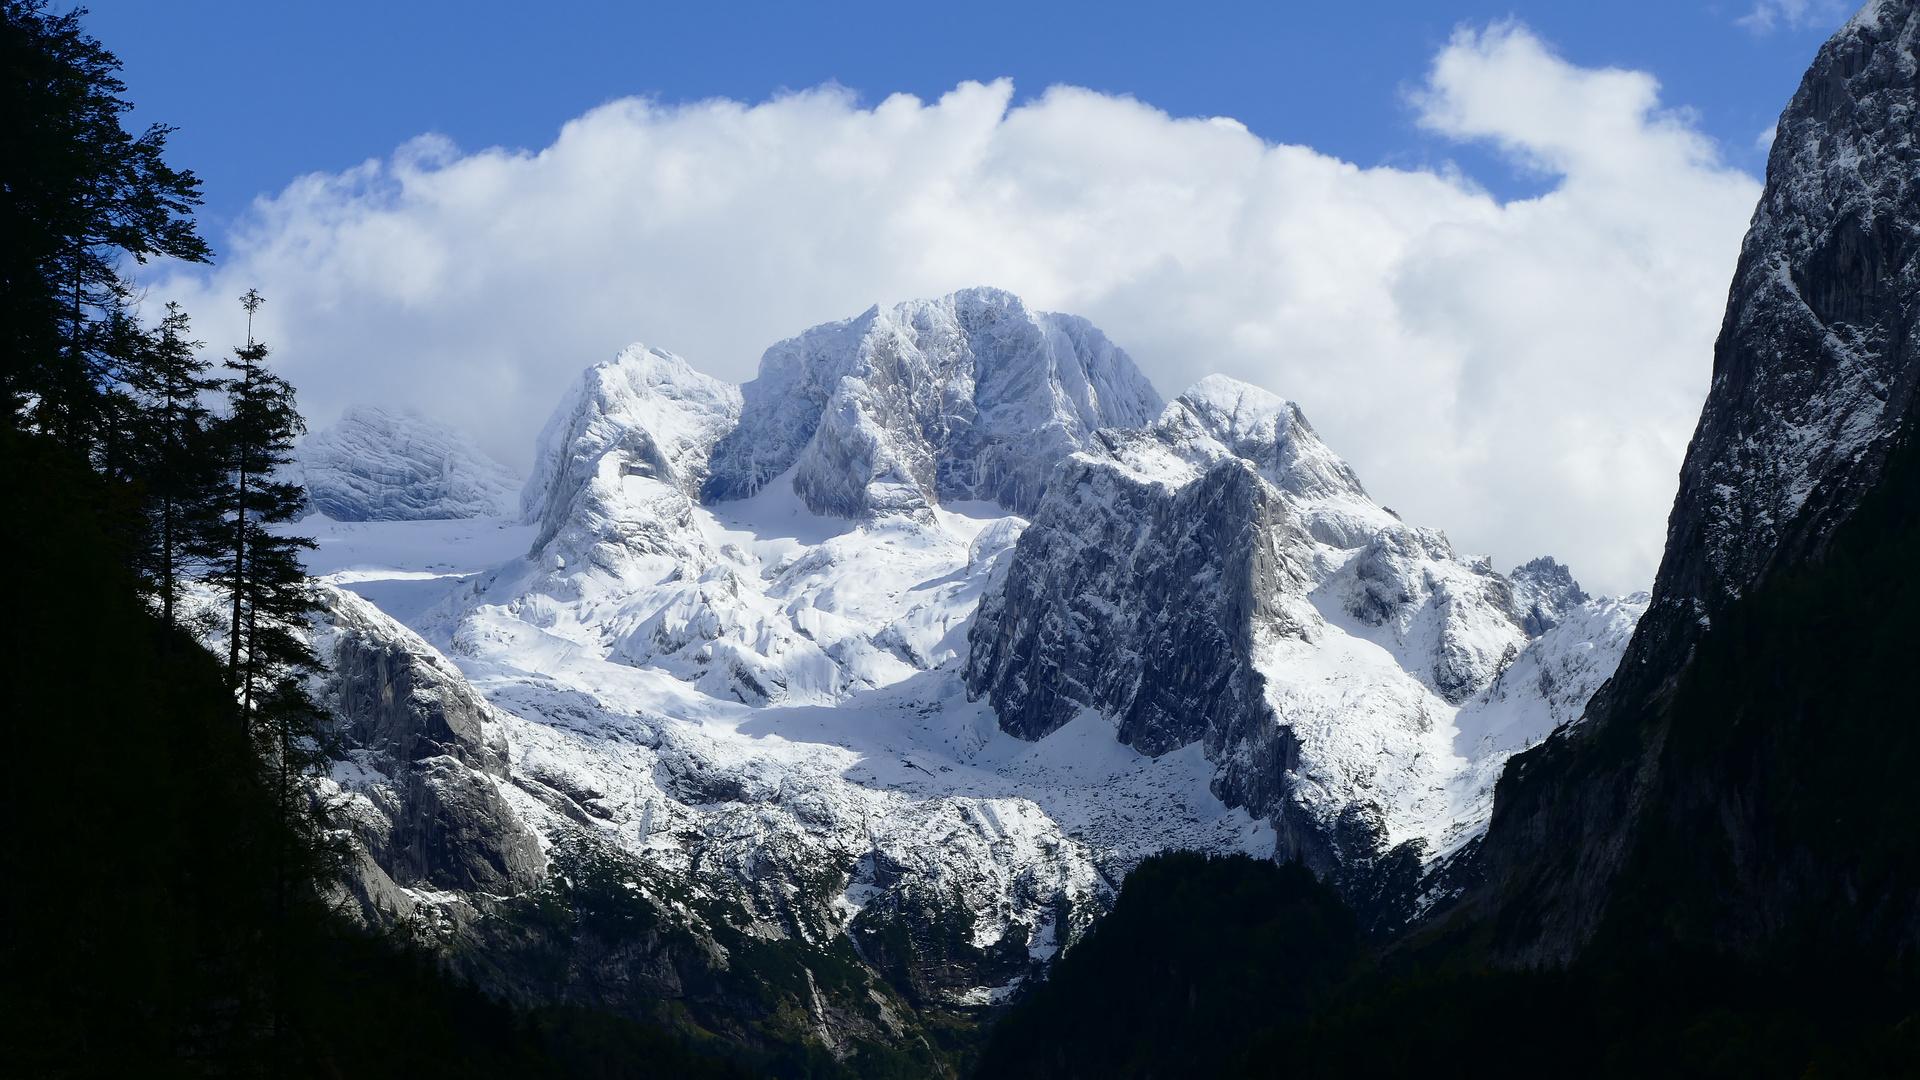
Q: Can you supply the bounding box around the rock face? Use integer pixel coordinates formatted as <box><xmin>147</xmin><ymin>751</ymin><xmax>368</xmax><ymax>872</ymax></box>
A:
<box><xmin>965</xmin><ymin>376</ymin><xmax>1639</xmax><ymax>931</ymax></box>
<box><xmin>965</xmin><ymin>376</ymin><xmax>1380</xmax><ymax>762</ymax></box>
<box><xmin>703</xmin><ymin>288</ymin><xmax>1164</xmax><ymax>519</ymax></box>
<box><xmin>1468</xmin><ymin>1</ymin><xmax>1920</xmax><ymax>966</ymax></box>
<box><xmin>1663</xmin><ymin>1</ymin><xmax>1920</xmax><ymax>616</ymax></box>
<box><xmin>497</xmin><ymin>340</ymin><xmax>989</xmax><ymax>707</ymax></box>
<box><xmin>298</xmin><ymin>406</ymin><xmax>519</xmax><ymax>521</ymax></box>
<box><xmin>1508</xmin><ymin>557</ymin><xmax>1590</xmax><ymax>637</ymax></box>
<box><xmin>520</xmin><ymin>343</ymin><xmax>742</xmax><ymax>557</ymax></box>
<box><xmin>313</xmin><ymin>590</ymin><xmax>1071</xmax><ymax>1069</ymax></box>
<box><xmin>313</xmin><ymin>586</ymin><xmax>543</xmax><ymax>915</ymax></box>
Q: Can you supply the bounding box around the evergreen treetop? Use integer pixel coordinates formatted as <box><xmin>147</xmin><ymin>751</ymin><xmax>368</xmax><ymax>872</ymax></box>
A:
<box><xmin>0</xmin><ymin>0</ymin><xmax>210</xmax><ymax>451</ymax></box>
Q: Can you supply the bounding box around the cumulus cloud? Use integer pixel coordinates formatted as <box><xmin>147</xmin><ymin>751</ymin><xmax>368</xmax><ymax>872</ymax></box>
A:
<box><xmin>148</xmin><ymin>24</ymin><xmax>1761</xmax><ymax>596</ymax></box>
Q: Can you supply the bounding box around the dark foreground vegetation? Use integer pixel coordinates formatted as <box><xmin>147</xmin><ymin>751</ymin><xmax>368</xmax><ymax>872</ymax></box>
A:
<box><xmin>0</xmin><ymin>3</ymin><xmax>757</xmax><ymax>1076</ymax></box>
<box><xmin>978</xmin><ymin>856</ymin><xmax>1920</xmax><ymax>1080</ymax></box>
<box><xmin>0</xmin><ymin>432</ymin><xmax>762</xmax><ymax>1078</ymax></box>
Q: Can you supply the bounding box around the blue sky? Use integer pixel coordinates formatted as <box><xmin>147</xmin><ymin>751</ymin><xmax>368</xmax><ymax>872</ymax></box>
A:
<box><xmin>100</xmin><ymin>1</ymin><xmax>1861</xmax><ymax>593</ymax></box>
<box><xmin>82</xmin><ymin>0</ymin><xmax>1849</xmax><ymax>232</ymax></box>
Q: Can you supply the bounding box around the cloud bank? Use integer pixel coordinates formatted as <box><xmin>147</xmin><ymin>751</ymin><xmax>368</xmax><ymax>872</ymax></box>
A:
<box><xmin>151</xmin><ymin>24</ymin><xmax>1762</xmax><ymax>596</ymax></box>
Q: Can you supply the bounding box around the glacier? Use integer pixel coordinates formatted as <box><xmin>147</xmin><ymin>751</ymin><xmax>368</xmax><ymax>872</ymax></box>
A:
<box><xmin>292</xmin><ymin>287</ymin><xmax>1642</xmax><ymax>1028</ymax></box>
<box><xmin>297</xmin><ymin>404</ymin><xmax>520</xmax><ymax>521</ymax></box>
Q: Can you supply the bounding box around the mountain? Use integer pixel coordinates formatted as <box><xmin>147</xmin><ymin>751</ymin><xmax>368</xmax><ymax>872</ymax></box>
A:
<box><xmin>278</xmin><ymin>4</ymin><xmax>1920</xmax><ymax>1072</ymax></box>
<box><xmin>703</xmin><ymin>288</ymin><xmax>1164</xmax><ymax>518</ymax></box>
<box><xmin>297</xmin><ymin>405</ymin><xmax>520</xmax><ymax>521</ymax></box>
<box><xmin>295</xmin><ymin>284</ymin><xmax>1637</xmax><ymax>1070</ymax></box>
<box><xmin>972</xmin><ymin>8</ymin><xmax>1920</xmax><ymax>1076</ymax></box>
<box><xmin>966</xmin><ymin>373</ymin><xmax>1642</xmax><ymax>933</ymax></box>
<box><xmin>1466</xmin><ymin>0</ymin><xmax>1920</xmax><ymax>967</ymax></box>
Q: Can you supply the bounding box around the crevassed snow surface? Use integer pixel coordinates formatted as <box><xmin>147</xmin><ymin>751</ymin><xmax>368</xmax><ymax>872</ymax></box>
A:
<box><xmin>298</xmin><ymin>405</ymin><xmax>521</xmax><ymax>521</ymax></box>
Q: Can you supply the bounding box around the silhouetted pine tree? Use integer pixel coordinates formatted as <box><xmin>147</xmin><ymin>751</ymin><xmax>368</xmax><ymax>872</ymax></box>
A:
<box><xmin>204</xmin><ymin>289</ymin><xmax>334</xmax><ymax>1066</ymax></box>
<box><xmin>207</xmin><ymin>289</ymin><xmax>317</xmax><ymax>717</ymax></box>
<box><xmin>119</xmin><ymin>302</ymin><xmax>225</xmax><ymax>633</ymax></box>
<box><xmin>0</xmin><ymin>0</ymin><xmax>210</xmax><ymax>453</ymax></box>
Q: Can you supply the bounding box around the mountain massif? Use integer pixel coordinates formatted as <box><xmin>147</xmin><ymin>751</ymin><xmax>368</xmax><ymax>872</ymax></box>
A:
<box><xmin>290</xmin><ymin>287</ymin><xmax>1640</xmax><ymax>1071</ymax></box>
<box><xmin>286</xmin><ymin>7</ymin><xmax>1920</xmax><ymax>1073</ymax></box>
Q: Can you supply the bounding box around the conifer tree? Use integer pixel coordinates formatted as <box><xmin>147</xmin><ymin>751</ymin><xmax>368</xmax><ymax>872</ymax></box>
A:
<box><xmin>121</xmin><ymin>302</ymin><xmax>224</xmax><ymax>632</ymax></box>
<box><xmin>208</xmin><ymin>289</ymin><xmax>317</xmax><ymax>722</ymax></box>
<box><xmin>205</xmin><ymin>289</ymin><xmax>331</xmax><ymax>1061</ymax></box>
<box><xmin>1</xmin><ymin>1</ymin><xmax>210</xmax><ymax>452</ymax></box>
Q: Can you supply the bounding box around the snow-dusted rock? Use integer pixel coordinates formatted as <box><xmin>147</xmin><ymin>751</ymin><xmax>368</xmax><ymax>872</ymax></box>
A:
<box><xmin>967</xmin><ymin>376</ymin><xmax>1636</xmax><ymax>931</ymax></box>
<box><xmin>312</xmin><ymin>586</ymin><xmax>543</xmax><ymax>905</ymax></box>
<box><xmin>299</xmin><ymin>292</ymin><xmax>1640</xmax><ymax>1033</ymax></box>
<box><xmin>520</xmin><ymin>343</ymin><xmax>742</xmax><ymax>555</ymax></box>
<box><xmin>298</xmin><ymin>406</ymin><xmax>519</xmax><ymax>521</ymax></box>
<box><xmin>704</xmin><ymin>287</ymin><xmax>1164</xmax><ymax>519</ymax></box>
<box><xmin>488</xmin><ymin>308</ymin><xmax>1154</xmax><ymax>710</ymax></box>
<box><xmin>1467</xmin><ymin>2</ymin><xmax>1920</xmax><ymax>966</ymax></box>
<box><xmin>1508</xmin><ymin>557</ymin><xmax>1591</xmax><ymax>637</ymax></box>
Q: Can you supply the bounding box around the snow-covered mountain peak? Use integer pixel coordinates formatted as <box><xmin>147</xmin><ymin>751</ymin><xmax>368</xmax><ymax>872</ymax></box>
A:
<box><xmin>1508</xmin><ymin>556</ymin><xmax>1593</xmax><ymax>637</ymax></box>
<box><xmin>704</xmin><ymin>287</ymin><xmax>1164</xmax><ymax>520</ymax></box>
<box><xmin>967</xmin><ymin>367</ymin><xmax>1642</xmax><ymax>918</ymax></box>
<box><xmin>519</xmin><ymin>343</ymin><xmax>742</xmax><ymax>554</ymax></box>
<box><xmin>301</xmin><ymin>295</ymin><xmax>1646</xmax><ymax>983</ymax></box>
<box><xmin>1159</xmin><ymin>376</ymin><xmax>1370</xmax><ymax>504</ymax></box>
<box><xmin>297</xmin><ymin>405</ymin><xmax>519</xmax><ymax>521</ymax></box>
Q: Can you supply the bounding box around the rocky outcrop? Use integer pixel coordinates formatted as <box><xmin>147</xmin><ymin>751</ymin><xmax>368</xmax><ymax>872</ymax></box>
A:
<box><xmin>703</xmin><ymin>287</ymin><xmax>1164</xmax><ymax>519</ymax></box>
<box><xmin>314</xmin><ymin>587</ymin><xmax>543</xmax><ymax>904</ymax></box>
<box><xmin>1507</xmin><ymin>557</ymin><xmax>1590</xmax><ymax>637</ymax></box>
<box><xmin>966</xmin><ymin>446</ymin><xmax>1304</xmax><ymax>755</ymax></box>
<box><xmin>1467</xmin><ymin>0</ymin><xmax>1920</xmax><ymax>966</ymax></box>
<box><xmin>312</xmin><ymin>586</ymin><xmax>1100</xmax><ymax>1072</ymax></box>
<box><xmin>966</xmin><ymin>378</ymin><xmax>1626</xmax><ymax>931</ymax></box>
<box><xmin>519</xmin><ymin>343</ymin><xmax>742</xmax><ymax>558</ymax></box>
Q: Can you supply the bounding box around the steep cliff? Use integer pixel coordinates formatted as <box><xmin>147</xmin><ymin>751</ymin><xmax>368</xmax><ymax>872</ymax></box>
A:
<box><xmin>314</xmin><ymin>586</ymin><xmax>544</xmax><ymax>920</ymax></box>
<box><xmin>966</xmin><ymin>377</ymin><xmax>1640</xmax><ymax>933</ymax></box>
<box><xmin>1471</xmin><ymin>0</ymin><xmax>1920</xmax><ymax>966</ymax></box>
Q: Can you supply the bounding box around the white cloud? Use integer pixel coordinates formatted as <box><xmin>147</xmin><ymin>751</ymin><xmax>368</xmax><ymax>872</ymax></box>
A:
<box><xmin>149</xmin><ymin>24</ymin><xmax>1761</xmax><ymax>596</ymax></box>
<box><xmin>1737</xmin><ymin>0</ymin><xmax>1848</xmax><ymax>32</ymax></box>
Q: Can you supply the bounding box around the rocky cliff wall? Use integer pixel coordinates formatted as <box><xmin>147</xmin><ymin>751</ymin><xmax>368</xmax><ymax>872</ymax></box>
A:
<box><xmin>1468</xmin><ymin>0</ymin><xmax>1920</xmax><ymax>966</ymax></box>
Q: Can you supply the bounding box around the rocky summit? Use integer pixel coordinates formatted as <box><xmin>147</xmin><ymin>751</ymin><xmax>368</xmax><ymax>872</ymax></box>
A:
<box><xmin>290</xmin><ymin>285</ymin><xmax>1641</xmax><ymax>1060</ymax></box>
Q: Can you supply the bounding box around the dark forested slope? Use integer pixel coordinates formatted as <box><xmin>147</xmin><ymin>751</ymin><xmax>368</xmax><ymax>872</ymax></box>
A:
<box><xmin>0</xmin><ymin>432</ymin><xmax>760</xmax><ymax>1079</ymax></box>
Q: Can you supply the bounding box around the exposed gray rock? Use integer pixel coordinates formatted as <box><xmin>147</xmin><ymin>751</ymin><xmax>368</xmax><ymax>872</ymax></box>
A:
<box><xmin>315</xmin><ymin>587</ymin><xmax>543</xmax><ymax>898</ymax></box>
<box><xmin>1507</xmin><ymin>557</ymin><xmax>1590</xmax><ymax>637</ymax></box>
<box><xmin>966</xmin><ymin>446</ymin><xmax>1305</xmax><ymax>766</ymax></box>
<box><xmin>965</xmin><ymin>378</ymin><xmax>1600</xmax><ymax>936</ymax></box>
